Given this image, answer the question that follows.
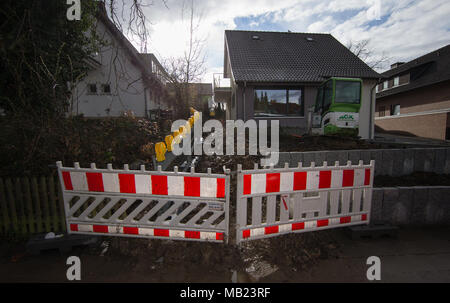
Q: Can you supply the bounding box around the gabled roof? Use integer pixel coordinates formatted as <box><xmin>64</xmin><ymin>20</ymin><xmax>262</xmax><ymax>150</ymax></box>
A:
<box><xmin>377</xmin><ymin>44</ymin><xmax>450</xmax><ymax>98</ymax></box>
<box><xmin>224</xmin><ymin>30</ymin><xmax>381</xmax><ymax>83</ymax></box>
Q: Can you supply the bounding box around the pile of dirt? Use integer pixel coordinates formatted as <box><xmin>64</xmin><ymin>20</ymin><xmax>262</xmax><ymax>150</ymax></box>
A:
<box><xmin>99</xmin><ymin>229</ymin><xmax>339</xmax><ymax>282</ymax></box>
<box><xmin>374</xmin><ymin>172</ymin><xmax>450</xmax><ymax>187</ymax></box>
<box><xmin>104</xmin><ymin>237</ymin><xmax>243</xmax><ymax>277</ymax></box>
<box><xmin>239</xmin><ymin>230</ymin><xmax>339</xmax><ymax>280</ymax></box>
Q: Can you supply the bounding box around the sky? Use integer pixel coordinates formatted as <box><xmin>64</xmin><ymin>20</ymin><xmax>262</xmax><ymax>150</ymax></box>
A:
<box><xmin>133</xmin><ymin>0</ymin><xmax>450</xmax><ymax>84</ymax></box>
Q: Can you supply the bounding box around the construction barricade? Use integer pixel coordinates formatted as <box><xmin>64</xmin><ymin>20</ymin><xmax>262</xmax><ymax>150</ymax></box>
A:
<box><xmin>56</xmin><ymin>162</ymin><xmax>230</xmax><ymax>243</ymax></box>
<box><xmin>236</xmin><ymin>160</ymin><xmax>375</xmax><ymax>244</ymax></box>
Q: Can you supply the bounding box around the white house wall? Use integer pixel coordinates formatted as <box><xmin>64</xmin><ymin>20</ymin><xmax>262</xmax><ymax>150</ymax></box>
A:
<box><xmin>359</xmin><ymin>79</ymin><xmax>378</xmax><ymax>139</ymax></box>
<box><xmin>71</xmin><ymin>21</ymin><xmax>154</xmax><ymax>118</ymax></box>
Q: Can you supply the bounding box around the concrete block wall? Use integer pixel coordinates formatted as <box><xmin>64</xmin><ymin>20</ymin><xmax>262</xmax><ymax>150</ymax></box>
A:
<box><xmin>371</xmin><ymin>187</ymin><xmax>450</xmax><ymax>226</ymax></box>
<box><xmin>272</xmin><ymin>147</ymin><xmax>450</xmax><ymax>176</ymax></box>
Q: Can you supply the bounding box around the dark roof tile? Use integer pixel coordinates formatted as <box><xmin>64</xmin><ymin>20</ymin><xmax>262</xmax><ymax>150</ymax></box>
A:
<box><xmin>225</xmin><ymin>30</ymin><xmax>381</xmax><ymax>83</ymax></box>
<box><xmin>377</xmin><ymin>44</ymin><xmax>450</xmax><ymax>98</ymax></box>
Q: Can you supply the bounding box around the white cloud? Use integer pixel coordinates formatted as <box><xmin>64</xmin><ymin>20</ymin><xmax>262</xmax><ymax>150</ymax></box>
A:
<box><xmin>126</xmin><ymin>0</ymin><xmax>450</xmax><ymax>81</ymax></box>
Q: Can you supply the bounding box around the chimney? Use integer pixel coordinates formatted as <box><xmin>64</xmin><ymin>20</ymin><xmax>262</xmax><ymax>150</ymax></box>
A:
<box><xmin>390</xmin><ymin>62</ymin><xmax>405</xmax><ymax>69</ymax></box>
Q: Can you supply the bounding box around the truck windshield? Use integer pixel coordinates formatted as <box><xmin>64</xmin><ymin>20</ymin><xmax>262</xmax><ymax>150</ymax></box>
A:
<box><xmin>335</xmin><ymin>81</ymin><xmax>361</xmax><ymax>104</ymax></box>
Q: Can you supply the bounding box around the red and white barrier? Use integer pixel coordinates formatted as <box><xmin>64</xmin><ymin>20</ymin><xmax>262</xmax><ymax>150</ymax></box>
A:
<box><xmin>69</xmin><ymin>223</ymin><xmax>224</xmax><ymax>241</ymax></box>
<box><xmin>61</xmin><ymin>170</ymin><xmax>226</xmax><ymax>198</ymax></box>
<box><xmin>236</xmin><ymin>160</ymin><xmax>375</xmax><ymax>244</ymax></box>
<box><xmin>242</xmin><ymin>214</ymin><xmax>367</xmax><ymax>240</ymax></box>
<box><xmin>57</xmin><ymin>162</ymin><xmax>230</xmax><ymax>244</ymax></box>
<box><xmin>243</xmin><ymin>167</ymin><xmax>371</xmax><ymax>195</ymax></box>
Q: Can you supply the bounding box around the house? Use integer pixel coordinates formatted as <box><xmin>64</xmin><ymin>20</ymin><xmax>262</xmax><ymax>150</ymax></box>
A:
<box><xmin>69</xmin><ymin>7</ymin><xmax>171</xmax><ymax>118</ymax></box>
<box><xmin>375</xmin><ymin>44</ymin><xmax>450</xmax><ymax>140</ymax></box>
<box><xmin>188</xmin><ymin>83</ymin><xmax>214</xmax><ymax>111</ymax></box>
<box><xmin>167</xmin><ymin>82</ymin><xmax>213</xmax><ymax>112</ymax></box>
<box><xmin>223</xmin><ymin>30</ymin><xmax>382</xmax><ymax>139</ymax></box>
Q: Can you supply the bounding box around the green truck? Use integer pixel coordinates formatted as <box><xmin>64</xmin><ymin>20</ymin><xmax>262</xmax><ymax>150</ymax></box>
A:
<box><xmin>311</xmin><ymin>77</ymin><xmax>362</xmax><ymax>136</ymax></box>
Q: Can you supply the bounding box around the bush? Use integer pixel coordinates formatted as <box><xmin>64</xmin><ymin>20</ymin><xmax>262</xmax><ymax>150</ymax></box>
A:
<box><xmin>0</xmin><ymin>115</ymin><xmax>161</xmax><ymax>177</ymax></box>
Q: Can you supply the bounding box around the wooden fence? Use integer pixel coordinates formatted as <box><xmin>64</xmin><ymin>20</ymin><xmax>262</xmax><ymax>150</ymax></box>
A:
<box><xmin>0</xmin><ymin>175</ymin><xmax>66</xmax><ymax>237</ymax></box>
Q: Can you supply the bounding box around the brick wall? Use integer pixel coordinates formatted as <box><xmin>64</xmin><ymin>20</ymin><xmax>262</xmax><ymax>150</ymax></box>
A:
<box><xmin>375</xmin><ymin>80</ymin><xmax>450</xmax><ymax>139</ymax></box>
<box><xmin>375</xmin><ymin>80</ymin><xmax>450</xmax><ymax>117</ymax></box>
<box><xmin>376</xmin><ymin>112</ymin><xmax>447</xmax><ymax>140</ymax></box>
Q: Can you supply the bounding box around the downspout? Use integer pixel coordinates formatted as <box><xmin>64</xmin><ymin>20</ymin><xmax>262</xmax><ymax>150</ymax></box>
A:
<box><xmin>243</xmin><ymin>81</ymin><xmax>247</xmax><ymax>121</ymax></box>
<box><xmin>144</xmin><ymin>87</ymin><xmax>148</xmax><ymax>118</ymax></box>
<box><xmin>369</xmin><ymin>77</ymin><xmax>382</xmax><ymax>140</ymax></box>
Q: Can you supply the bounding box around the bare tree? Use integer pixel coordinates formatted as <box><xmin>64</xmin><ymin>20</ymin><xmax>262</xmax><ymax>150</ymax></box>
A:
<box><xmin>347</xmin><ymin>39</ymin><xmax>390</xmax><ymax>71</ymax></box>
<box><xmin>103</xmin><ymin>0</ymin><xmax>168</xmax><ymax>52</ymax></box>
<box><xmin>162</xmin><ymin>0</ymin><xmax>207</xmax><ymax>117</ymax></box>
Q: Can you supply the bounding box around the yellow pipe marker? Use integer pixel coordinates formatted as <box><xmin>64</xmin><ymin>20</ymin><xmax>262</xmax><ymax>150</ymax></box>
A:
<box><xmin>165</xmin><ymin>135</ymin><xmax>174</xmax><ymax>152</ymax></box>
<box><xmin>155</xmin><ymin>142</ymin><xmax>167</xmax><ymax>162</ymax></box>
<box><xmin>173</xmin><ymin>130</ymin><xmax>181</xmax><ymax>144</ymax></box>
<box><xmin>179</xmin><ymin>126</ymin><xmax>186</xmax><ymax>138</ymax></box>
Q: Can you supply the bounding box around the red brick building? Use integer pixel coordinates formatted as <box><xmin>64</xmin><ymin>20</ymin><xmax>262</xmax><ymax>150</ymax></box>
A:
<box><xmin>375</xmin><ymin>45</ymin><xmax>450</xmax><ymax>140</ymax></box>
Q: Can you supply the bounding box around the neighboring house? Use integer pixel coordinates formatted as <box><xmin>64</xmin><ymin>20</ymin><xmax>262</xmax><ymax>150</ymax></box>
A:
<box><xmin>223</xmin><ymin>30</ymin><xmax>382</xmax><ymax>139</ymax></box>
<box><xmin>188</xmin><ymin>83</ymin><xmax>213</xmax><ymax>111</ymax></box>
<box><xmin>70</xmin><ymin>7</ymin><xmax>171</xmax><ymax>118</ymax></box>
<box><xmin>375</xmin><ymin>45</ymin><xmax>450</xmax><ymax>140</ymax></box>
<box><xmin>167</xmin><ymin>82</ymin><xmax>213</xmax><ymax>111</ymax></box>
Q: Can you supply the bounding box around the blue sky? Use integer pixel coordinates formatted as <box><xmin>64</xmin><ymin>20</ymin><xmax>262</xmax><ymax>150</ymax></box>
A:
<box><xmin>135</xmin><ymin>0</ymin><xmax>450</xmax><ymax>83</ymax></box>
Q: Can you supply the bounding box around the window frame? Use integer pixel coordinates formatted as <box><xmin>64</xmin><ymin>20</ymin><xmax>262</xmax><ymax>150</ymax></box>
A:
<box><xmin>253</xmin><ymin>86</ymin><xmax>305</xmax><ymax>118</ymax></box>
<box><xmin>393</xmin><ymin>76</ymin><xmax>399</xmax><ymax>87</ymax></box>
<box><xmin>87</xmin><ymin>83</ymin><xmax>97</xmax><ymax>95</ymax></box>
<box><xmin>390</xmin><ymin>104</ymin><xmax>401</xmax><ymax>116</ymax></box>
<box><xmin>101</xmin><ymin>83</ymin><xmax>111</xmax><ymax>95</ymax></box>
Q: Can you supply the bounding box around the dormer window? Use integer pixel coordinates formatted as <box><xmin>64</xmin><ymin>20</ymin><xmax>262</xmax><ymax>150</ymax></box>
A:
<box><xmin>393</xmin><ymin>77</ymin><xmax>399</xmax><ymax>87</ymax></box>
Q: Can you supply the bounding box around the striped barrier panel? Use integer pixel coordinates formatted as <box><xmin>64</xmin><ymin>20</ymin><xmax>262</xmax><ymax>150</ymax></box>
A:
<box><xmin>57</xmin><ymin>162</ymin><xmax>230</xmax><ymax>243</ymax></box>
<box><xmin>236</xmin><ymin>160</ymin><xmax>375</xmax><ymax>244</ymax></box>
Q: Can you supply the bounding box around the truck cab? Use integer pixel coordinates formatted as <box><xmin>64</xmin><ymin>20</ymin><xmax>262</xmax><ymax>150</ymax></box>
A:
<box><xmin>312</xmin><ymin>77</ymin><xmax>362</xmax><ymax>136</ymax></box>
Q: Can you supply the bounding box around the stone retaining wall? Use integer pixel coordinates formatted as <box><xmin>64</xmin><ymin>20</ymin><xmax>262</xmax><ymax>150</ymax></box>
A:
<box><xmin>274</xmin><ymin>147</ymin><xmax>450</xmax><ymax>176</ymax></box>
<box><xmin>371</xmin><ymin>186</ymin><xmax>450</xmax><ymax>225</ymax></box>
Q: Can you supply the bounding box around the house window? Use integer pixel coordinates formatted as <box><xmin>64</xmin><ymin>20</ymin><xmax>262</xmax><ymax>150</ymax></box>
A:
<box><xmin>378</xmin><ymin>106</ymin><xmax>385</xmax><ymax>117</ymax></box>
<box><xmin>383</xmin><ymin>81</ymin><xmax>388</xmax><ymax>90</ymax></box>
<box><xmin>393</xmin><ymin>77</ymin><xmax>399</xmax><ymax>87</ymax></box>
<box><xmin>88</xmin><ymin>83</ymin><xmax>97</xmax><ymax>94</ymax></box>
<box><xmin>254</xmin><ymin>88</ymin><xmax>304</xmax><ymax>117</ymax></box>
<box><xmin>399</xmin><ymin>74</ymin><xmax>410</xmax><ymax>85</ymax></box>
<box><xmin>101</xmin><ymin>84</ymin><xmax>111</xmax><ymax>94</ymax></box>
<box><xmin>390</xmin><ymin>104</ymin><xmax>400</xmax><ymax>115</ymax></box>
